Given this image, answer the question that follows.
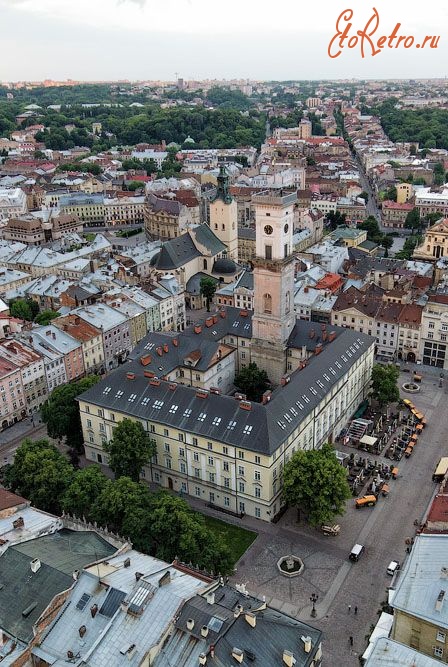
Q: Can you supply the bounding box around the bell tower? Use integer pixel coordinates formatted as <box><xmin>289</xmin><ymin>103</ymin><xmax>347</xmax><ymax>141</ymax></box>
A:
<box><xmin>250</xmin><ymin>191</ymin><xmax>297</xmax><ymax>384</ymax></box>
<box><xmin>209</xmin><ymin>164</ymin><xmax>238</xmax><ymax>261</ymax></box>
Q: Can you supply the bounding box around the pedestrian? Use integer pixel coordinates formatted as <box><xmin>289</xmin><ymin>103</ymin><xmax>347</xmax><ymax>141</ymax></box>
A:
<box><xmin>348</xmin><ymin>604</ymin><xmax>351</xmax><ymax>613</ymax></box>
<box><xmin>349</xmin><ymin>636</ymin><xmax>354</xmax><ymax>647</ymax></box>
<box><xmin>354</xmin><ymin>606</ymin><xmax>358</xmax><ymax>615</ymax></box>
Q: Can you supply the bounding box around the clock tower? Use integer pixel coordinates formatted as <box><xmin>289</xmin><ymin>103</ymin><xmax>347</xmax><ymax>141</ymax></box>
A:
<box><xmin>250</xmin><ymin>191</ymin><xmax>297</xmax><ymax>384</ymax></box>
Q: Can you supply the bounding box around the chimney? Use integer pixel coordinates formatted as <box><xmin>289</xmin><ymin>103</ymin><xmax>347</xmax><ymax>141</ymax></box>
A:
<box><xmin>220</xmin><ymin>309</ymin><xmax>226</xmax><ymax>318</ymax></box>
<box><xmin>79</xmin><ymin>625</ymin><xmax>87</xmax><ymax>638</ymax></box>
<box><xmin>90</xmin><ymin>604</ymin><xmax>98</xmax><ymax>618</ymax></box>
<box><xmin>173</xmin><ymin>338</ymin><xmax>179</xmax><ymax>347</ymax></box>
<box><xmin>140</xmin><ymin>354</ymin><xmax>151</xmax><ymax>366</ymax></box>
<box><xmin>201</xmin><ymin>626</ymin><xmax>209</xmax><ymax>638</ymax></box>
<box><xmin>280</xmin><ymin>375</ymin><xmax>291</xmax><ymax>386</ymax></box>
<box><xmin>436</xmin><ymin>590</ymin><xmax>446</xmax><ymax>612</ymax></box>
<box><xmin>232</xmin><ymin>648</ymin><xmax>244</xmax><ymax>663</ymax></box>
<box><xmin>199</xmin><ymin>654</ymin><xmax>207</xmax><ymax>666</ymax></box>
<box><xmin>328</xmin><ymin>331</ymin><xmax>336</xmax><ymax>342</ymax></box>
<box><xmin>210</xmin><ymin>387</ymin><xmax>221</xmax><ymax>395</ymax></box>
<box><xmin>156</xmin><ymin>346</ymin><xmax>163</xmax><ymax>356</ymax></box>
<box><xmin>239</xmin><ymin>309</ymin><xmax>248</xmax><ymax>317</ymax></box>
<box><xmin>239</xmin><ymin>400</ymin><xmax>252</xmax><ymax>411</ymax></box>
<box><xmin>234</xmin><ymin>604</ymin><xmax>243</xmax><ymax>618</ymax></box>
<box><xmin>309</xmin><ymin>328</ymin><xmax>315</xmax><ymax>339</ymax></box>
<box><xmin>196</xmin><ymin>389</ymin><xmax>209</xmax><ymax>399</ymax></box>
<box><xmin>283</xmin><ymin>650</ymin><xmax>296</xmax><ymax>666</ymax></box>
<box><xmin>205</xmin><ymin>316</ymin><xmax>214</xmax><ymax>327</ymax></box>
<box><xmin>213</xmin><ymin>315</ymin><xmax>218</xmax><ymax>324</ymax></box>
<box><xmin>315</xmin><ymin>343</ymin><xmax>323</xmax><ymax>355</ymax></box>
<box><xmin>149</xmin><ymin>378</ymin><xmax>161</xmax><ymax>387</ymax></box>
<box><xmin>135</xmin><ymin>572</ymin><xmax>143</xmax><ymax>581</ymax></box>
<box><xmin>245</xmin><ymin>612</ymin><xmax>256</xmax><ymax>627</ymax></box>
<box><xmin>52</xmin><ymin>332</ymin><xmax>56</xmax><ymax>339</ymax></box>
<box><xmin>124</xmin><ymin>557</ymin><xmax>131</xmax><ymax>568</ymax></box>
<box><xmin>74</xmin><ymin>316</ymin><xmax>80</xmax><ymax>325</ymax></box>
<box><xmin>126</xmin><ymin>372</ymin><xmax>135</xmax><ymax>380</ymax></box>
<box><xmin>210</xmin><ymin>645</ymin><xmax>215</xmax><ymax>658</ymax></box>
<box><xmin>262</xmin><ymin>390</ymin><xmax>272</xmax><ymax>404</ymax></box>
<box><xmin>13</xmin><ymin>516</ymin><xmax>24</xmax><ymax>529</ymax></box>
<box><xmin>304</xmin><ymin>286</ymin><xmax>309</xmax><ymax>293</ymax></box>
<box><xmin>194</xmin><ymin>325</ymin><xmax>202</xmax><ymax>334</ymax></box>
<box><xmin>187</xmin><ymin>618</ymin><xmax>195</xmax><ymax>631</ymax></box>
<box><xmin>67</xmin><ymin>651</ymin><xmax>74</xmax><ymax>660</ymax></box>
<box><xmin>206</xmin><ymin>591</ymin><xmax>215</xmax><ymax>605</ymax></box>
<box><xmin>168</xmin><ymin>382</ymin><xmax>177</xmax><ymax>391</ymax></box>
<box><xmin>301</xmin><ymin>636</ymin><xmax>312</xmax><ymax>653</ymax></box>
<box><xmin>144</xmin><ymin>370</ymin><xmax>155</xmax><ymax>378</ymax></box>
<box><xmin>163</xmin><ymin>343</ymin><xmax>169</xmax><ymax>353</ymax></box>
<box><xmin>30</xmin><ymin>558</ymin><xmax>41</xmax><ymax>573</ymax></box>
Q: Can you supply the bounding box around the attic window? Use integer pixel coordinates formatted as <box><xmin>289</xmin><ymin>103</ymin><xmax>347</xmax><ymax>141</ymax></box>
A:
<box><xmin>227</xmin><ymin>420</ymin><xmax>237</xmax><ymax>430</ymax></box>
<box><xmin>198</xmin><ymin>412</ymin><xmax>207</xmax><ymax>422</ymax></box>
<box><xmin>316</xmin><ymin>380</ymin><xmax>325</xmax><ymax>389</ymax></box>
<box><xmin>341</xmin><ymin>355</ymin><xmax>348</xmax><ymax>362</ymax></box>
<box><xmin>232</xmin><ymin>321</ymin><xmax>239</xmax><ymax>328</ymax></box>
<box><xmin>284</xmin><ymin>413</ymin><xmax>292</xmax><ymax>423</ymax></box>
<box><xmin>244</xmin><ymin>324</ymin><xmax>250</xmax><ymax>330</ymax></box>
<box><xmin>141</xmin><ymin>398</ymin><xmax>150</xmax><ymax>406</ymax></box>
<box><xmin>329</xmin><ymin>367</ymin><xmax>336</xmax><ymax>376</ymax></box>
<box><xmin>302</xmin><ymin>394</ymin><xmax>310</xmax><ymax>404</ymax></box>
<box><xmin>183</xmin><ymin>408</ymin><xmax>192</xmax><ymax>418</ymax></box>
<box><xmin>323</xmin><ymin>373</ymin><xmax>331</xmax><ymax>382</ymax></box>
<box><xmin>212</xmin><ymin>417</ymin><xmax>222</xmax><ymax>426</ymax></box>
<box><xmin>144</xmin><ymin>342</ymin><xmax>155</xmax><ymax>350</ymax></box>
<box><xmin>309</xmin><ymin>387</ymin><xmax>317</xmax><ymax>396</ymax></box>
<box><xmin>296</xmin><ymin>400</ymin><xmax>304</xmax><ymax>410</ymax></box>
<box><xmin>290</xmin><ymin>407</ymin><xmax>298</xmax><ymax>417</ymax></box>
<box><xmin>103</xmin><ymin>386</ymin><xmax>111</xmax><ymax>394</ymax></box>
<box><xmin>153</xmin><ymin>400</ymin><xmax>164</xmax><ymax>409</ymax></box>
<box><xmin>277</xmin><ymin>420</ymin><xmax>286</xmax><ymax>430</ymax></box>
<box><xmin>212</xmin><ymin>330</ymin><xmax>218</xmax><ymax>335</ymax></box>
<box><xmin>169</xmin><ymin>405</ymin><xmax>178</xmax><ymax>414</ymax></box>
<box><xmin>243</xmin><ymin>425</ymin><xmax>253</xmax><ymax>435</ymax></box>
<box><xmin>335</xmin><ymin>361</ymin><xmax>342</xmax><ymax>369</ymax></box>
<box><xmin>128</xmin><ymin>393</ymin><xmax>137</xmax><ymax>402</ymax></box>
<box><xmin>115</xmin><ymin>390</ymin><xmax>124</xmax><ymax>398</ymax></box>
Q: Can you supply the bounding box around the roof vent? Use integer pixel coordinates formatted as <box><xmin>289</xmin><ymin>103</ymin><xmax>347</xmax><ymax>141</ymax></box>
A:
<box><xmin>283</xmin><ymin>649</ymin><xmax>297</xmax><ymax>666</ymax></box>
<box><xmin>315</xmin><ymin>343</ymin><xmax>323</xmax><ymax>355</ymax></box>
<box><xmin>328</xmin><ymin>331</ymin><xmax>337</xmax><ymax>342</ymax></box>
<box><xmin>234</xmin><ymin>604</ymin><xmax>243</xmax><ymax>618</ymax></box>
<box><xmin>13</xmin><ymin>516</ymin><xmax>24</xmax><ymax>529</ymax></box>
<box><xmin>79</xmin><ymin>625</ymin><xmax>87</xmax><ymax>638</ymax></box>
<box><xmin>126</xmin><ymin>372</ymin><xmax>135</xmax><ymax>380</ymax></box>
<box><xmin>30</xmin><ymin>558</ymin><xmax>41</xmax><ymax>573</ymax></box>
<box><xmin>90</xmin><ymin>604</ymin><xmax>98</xmax><ymax>618</ymax></box>
<box><xmin>441</xmin><ymin>567</ymin><xmax>448</xmax><ymax>579</ymax></box>
<box><xmin>262</xmin><ymin>390</ymin><xmax>272</xmax><ymax>404</ymax></box>
<box><xmin>22</xmin><ymin>601</ymin><xmax>37</xmax><ymax>618</ymax></box>
<box><xmin>232</xmin><ymin>648</ymin><xmax>244</xmax><ymax>663</ymax></box>
<box><xmin>280</xmin><ymin>375</ymin><xmax>291</xmax><ymax>386</ymax></box>
<box><xmin>144</xmin><ymin>370</ymin><xmax>155</xmax><ymax>379</ymax></box>
<box><xmin>156</xmin><ymin>346</ymin><xmax>163</xmax><ymax>356</ymax></box>
<box><xmin>194</xmin><ymin>325</ymin><xmax>202</xmax><ymax>334</ymax></box>
<box><xmin>436</xmin><ymin>590</ymin><xmax>446</xmax><ymax>612</ymax></box>
<box><xmin>149</xmin><ymin>378</ymin><xmax>161</xmax><ymax>387</ymax></box>
<box><xmin>123</xmin><ymin>557</ymin><xmax>131</xmax><ymax>568</ymax></box>
<box><xmin>135</xmin><ymin>571</ymin><xmax>143</xmax><ymax>581</ymax></box>
<box><xmin>201</xmin><ymin>625</ymin><xmax>209</xmax><ymax>637</ymax></box>
<box><xmin>163</xmin><ymin>343</ymin><xmax>169</xmax><ymax>353</ymax></box>
<box><xmin>213</xmin><ymin>315</ymin><xmax>218</xmax><ymax>324</ymax></box>
<box><xmin>140</xmin><ymin>354</ymin><xmax>151</xmax><ymax>366</ymax></box>
<box><xmin>234</xmin><ymin>392</ymin><xmax>246</xmax><ymax>401</ymax></box>
<box><xmin>206</xmin><ymin>591</ymin><xmax>215</xmax><ymax>605</ymax></box>
<box><xmin>239</xmin><ymin>400</ymin><xmax>252</xmax><ymax>411</ymax></box>
<box><xmin>220</xmin><ymin>309</ymin><xmax>226</xmax><ymax>318</ymax></box>
<box><xmin>173</xmin><ymin>338</ymin><xmax>179</xmax><ymax>347</ymax></box>
<box><xmin>187</xmin><ymin>618</ymin><xmax>195</xmax><ymax>631</ymax></box>
<box><xmin>168</xmin><ymin>382</ymin><xmax>177</xmax><ymax>391</ymax></box>
<box><xmin>309</xmin><ymin>328</ymin><xmax>315</xmax><ymax>339</ymax></box>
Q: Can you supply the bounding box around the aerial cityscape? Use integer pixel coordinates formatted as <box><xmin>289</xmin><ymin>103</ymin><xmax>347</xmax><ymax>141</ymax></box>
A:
<box><xmin>1</xmin><ymin>2</ymin><xmax>448</xmax><ymax>667</ymax></box>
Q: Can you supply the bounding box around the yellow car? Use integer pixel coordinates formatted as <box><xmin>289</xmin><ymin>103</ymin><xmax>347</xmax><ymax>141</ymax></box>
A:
<box><xmin>403</xmin><ymin>399</ymin><xmax>414</xmax><ymax>408</ymax></box>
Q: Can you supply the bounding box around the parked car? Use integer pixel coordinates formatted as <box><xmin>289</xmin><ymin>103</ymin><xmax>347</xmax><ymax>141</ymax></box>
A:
<box><xmin>387</xmin><ymin>560</ymin><xmax>400</xmax><ymax>576</ymax></box>
<box><xmin>355</xmin><ymin>495</ymin><xmax>377</xmax><ymax>509</ymax></box>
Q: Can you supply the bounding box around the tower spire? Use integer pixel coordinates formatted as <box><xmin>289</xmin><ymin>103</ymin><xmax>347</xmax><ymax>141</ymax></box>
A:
<box><xmin>213</xmin><ymin>164</ymin><xmax>232</xmax><ymax>204</ymax></box>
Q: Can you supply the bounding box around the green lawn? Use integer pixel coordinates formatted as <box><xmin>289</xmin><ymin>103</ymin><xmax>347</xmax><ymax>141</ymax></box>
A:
<box><xmin>202</xmin><ymin>515</ymin><xmax>257</xmax><ymax>565</ymax></box>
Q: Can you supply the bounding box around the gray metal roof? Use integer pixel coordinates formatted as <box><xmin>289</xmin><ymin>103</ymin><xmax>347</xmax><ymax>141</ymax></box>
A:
<box><xmin>154</xmin><ymin>585</ymin><xmax>322</xmax><ymax>667</ymax></box>
<box><xmin>78</xmin><ymin>324</ymin><xmax>374</xmax><ymax>455</ymax></box>
<box><xmin>155</xmin><ymin>234</ymin><xmax>200</xmax><ymax>270</ymax></box>
<box><xmin>365</xmin><ymin>637</ymin><xmax>443</xmax><ymax>666</ymax></box>
<box><xmin>392</xmin><ymin>534</ymin><xmax>448</xmax><ymax>628</ymax></box>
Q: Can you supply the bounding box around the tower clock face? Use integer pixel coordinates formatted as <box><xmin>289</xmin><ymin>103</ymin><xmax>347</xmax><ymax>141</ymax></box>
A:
<box><xmin>264</xmin><ymin>225</ymin><xmax>273</xmax><ymax>235</ymax></box>
<box><xmin>284</xmin><ymin>223</ymin><xmax>289</xmax><ymax>233</ymax></box>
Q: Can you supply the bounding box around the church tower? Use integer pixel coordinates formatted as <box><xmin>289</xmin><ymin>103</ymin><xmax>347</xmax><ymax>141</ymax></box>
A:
<box><xmin>209</xmin><ymin>165</ymin><xmax>238</xmax><ymax>261</ymax></box>
<box><xmin>250</xmin><ymin>191</ymin><xmax>297</xmax><ymax>384</ymax></box>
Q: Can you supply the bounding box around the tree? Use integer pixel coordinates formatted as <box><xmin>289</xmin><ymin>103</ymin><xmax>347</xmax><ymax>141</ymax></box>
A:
<box><xmin>4</xmin><ymin>438</ymin><xmax>74</xmax><ymax>513</ymax></box>
<box><xmin>91</xmin><ymin>476</ymin><xmax>150</xmax><ymax>533</ymax></box>
<box><xmin>326</xmin><ymin>210</ymin><xmax>346</xmax><ymax>230</ymax></box>
<box><xmin>434</xmin><ymin>162</ymin><xmax>446</xmax><ymax>186</ymax></box>
<box><xmin>41</xmin><ymin>376</ymin><xmax>100</xmax><ymax>451</ymax></box>
<box><xmin>199</xmin><ymin>276</ymin><xmax>217</xmax><ymax>312</ymax></box>
<box><xmin>405</xmin><ymin>207</ymin><xmax>421</xmax><ymax>231</ymax></box>
<box><xmin>383</xmin><ymin>186</ymin><xmax>397</xmax><ymax>202</ymax></box>
<box><xmin>282</xmin><ymin>444</ymin><xmax>352</xmax><ymax>526</ymax></box>
<box><xmin>34</xmin><ymin>310</ymin><xmax>60</xmax><ymax>326</ymax></box>
<box><xmin>234</xmin><ymin>362</ymin><xmax>269</xmax><ymax>402</ymax></box>
<box><xmin>359</xmin><ymin>216</ymin><xmax>382</xmax><ymax>243</ymax></box>
<box><xmin>359</xmin><ymin>191</ymin><xmax>369</xmax><ymax>203</ymax></box>
<box><xmin>62</xmin><ymin>465</ymin><xmax>110</xmax><ymax>519</ymax></box>
<box><xmin>9</xmin><ymin>298</ymin><xmax>39</xmax><ymax>321</ymax></box>
<box><xmin>103</xmin><ymin>418</ymin><xmax>156</xmax><ymax>482</ymax></box>
<box><xmin>371</xmin><ymin>364</ymin><xmax>400</xmax><ymax>406</ymax></box>
<box><xmin>381</xmin><ymin>235</ymin><xmax>394</xmax><ymax>257</ymax></box>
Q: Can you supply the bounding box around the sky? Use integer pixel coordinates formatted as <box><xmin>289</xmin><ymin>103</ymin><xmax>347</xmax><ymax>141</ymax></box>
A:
<box><xmin>0</xmin><ymin>0</ymin><xmax>447</xmax><ymax>81</ymax></box>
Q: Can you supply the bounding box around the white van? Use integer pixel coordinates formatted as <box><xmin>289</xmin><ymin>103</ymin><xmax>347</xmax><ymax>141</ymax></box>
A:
<box><xmin>387</xmin><ymin>560</ymin><xmax>400</xmax><ymax>576</ymax></box>
<box><xmin>349</xmin><ymin>544</ymin><xmax>364</xmax><ymax>562</ymax></box>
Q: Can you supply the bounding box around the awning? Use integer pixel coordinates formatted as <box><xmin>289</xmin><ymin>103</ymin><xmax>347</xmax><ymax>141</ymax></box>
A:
<box><xmin>360</xmin><ymin>435</ymin><xmax>378</xmax><ymax>447</ymax></box>
<box><xmin>361</xmin><ymin>612</ymin><xmax>394</xmax><ymax>661</ymax></box>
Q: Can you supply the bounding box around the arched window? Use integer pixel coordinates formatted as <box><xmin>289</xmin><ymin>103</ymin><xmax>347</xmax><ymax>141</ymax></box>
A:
<box><xmin>263</xmin><ymin>293</ymin><xmax>272</xmax><ymax>314</ymax></box>
<box><xmin>285</xmin><ymin>291</ymin><xmax>290</xmax><ymax>314</ymax></box>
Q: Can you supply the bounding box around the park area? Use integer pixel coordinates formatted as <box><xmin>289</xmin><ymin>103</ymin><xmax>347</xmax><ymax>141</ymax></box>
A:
<box><xmin>203</xmin><ymin>515</ymin><xmax>257</xmax><ymax>566</ymax></box>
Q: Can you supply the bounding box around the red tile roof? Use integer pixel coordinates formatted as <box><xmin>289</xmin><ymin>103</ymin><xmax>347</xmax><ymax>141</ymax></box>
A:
<box><xmin>0</xmin><ymin>488</ymin><xmax>28</xmax><ymax>512</ymax></box>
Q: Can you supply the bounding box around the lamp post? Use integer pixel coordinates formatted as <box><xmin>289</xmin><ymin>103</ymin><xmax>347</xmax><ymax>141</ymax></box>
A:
<box><xmin>310</xmin><ymin>593</ymin><xmax>318</xmax><ymax>618</ymax></box>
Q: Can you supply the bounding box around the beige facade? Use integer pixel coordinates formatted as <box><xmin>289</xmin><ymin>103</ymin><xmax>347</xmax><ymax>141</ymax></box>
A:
<box><xmin>393</xmin><ymin>610</ymin><xmax>448</xmax><ymax>663</ymax></box>
<box><xmin>209</xmin><ymin>167</ymin><xmax>238</xmax><ymax>262</ymax></box>
<box><xmin>79</xmin><ymin>338</ymin><xmax>374</xmax><ymax>522</ymax></box>
<box><xmin>414</xmin><ymin>219</ymin><xmax>448</xmax><ymax>260</ymax></box>
<box><xmin>419</xmin><ymin>295</ymin><xmax>448</xmax><ymax>369</ymax></box>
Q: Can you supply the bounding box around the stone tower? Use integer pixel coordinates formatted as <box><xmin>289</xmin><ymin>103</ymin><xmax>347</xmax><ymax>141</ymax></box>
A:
<box><xmin>250</xmin><ymin>191</ymin><xmax>297</xmax><ymax>384</ymax></box>
<box><xmin>209</xmin><ymin>164</ymin><xmax>238</xmax><ymax>261</ymax></box>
